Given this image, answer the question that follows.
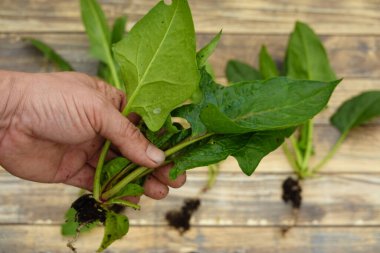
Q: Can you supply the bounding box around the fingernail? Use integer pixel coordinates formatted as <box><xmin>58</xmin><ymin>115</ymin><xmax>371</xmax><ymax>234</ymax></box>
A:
<box><xmin>146</xmin><ymin>144</ymin><xmax>165</xmax><ymax>165</ymax></box>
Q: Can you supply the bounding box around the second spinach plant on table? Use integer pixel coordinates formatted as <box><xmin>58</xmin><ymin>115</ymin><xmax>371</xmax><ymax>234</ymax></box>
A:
<box><xmin>226</xmin><ymin>21</ymin><xmax>380</xmax><ymax>222</ymax></box>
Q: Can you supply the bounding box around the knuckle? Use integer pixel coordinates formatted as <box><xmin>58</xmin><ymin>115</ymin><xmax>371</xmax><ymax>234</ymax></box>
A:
<box><xmin>119</xmin><ymin>119</ymin><xmax>142</xmax><ymax>140</ymax></box>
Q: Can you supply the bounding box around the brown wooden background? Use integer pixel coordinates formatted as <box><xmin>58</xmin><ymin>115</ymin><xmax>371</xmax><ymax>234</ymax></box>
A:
<box><xmin>1</xmin><ymin>0</ymin><xmax>380</xmax><ymax>252</ymax></box>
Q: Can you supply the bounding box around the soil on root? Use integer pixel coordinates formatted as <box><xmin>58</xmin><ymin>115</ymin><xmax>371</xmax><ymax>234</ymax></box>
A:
<box><xmin>282</xmin><ymin>177</ymin><xmax>302</xmax><ymax>209</ymax></box>
<box><xmin>165</xmin><ymin>198</ymin><xmax>201</xmax><ymax>234</ymax></box>
<box><xmin>71</xmin><ymin>194</ymin><xmax>107</xmax><ymax>224</ymax></box>
<box><xmin>281</xmin><ymin>177</ymin><xmax>302</xmax><ymax>235</ymax></box>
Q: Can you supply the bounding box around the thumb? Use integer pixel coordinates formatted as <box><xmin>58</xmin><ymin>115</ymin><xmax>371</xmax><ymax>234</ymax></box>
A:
<box><xmin>95</xmin><ymin>102</ymin><xmax>165</xmax><ymax>169</ymax></box>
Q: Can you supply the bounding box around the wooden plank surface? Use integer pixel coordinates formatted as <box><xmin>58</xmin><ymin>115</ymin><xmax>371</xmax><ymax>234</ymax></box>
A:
<box><xmin>1</xmin><ymin>33</ymin><xmax>380</xmax><ymax>79</ymax></box>
<box><xmin>1</xmin><ymin>0</ymin><xmax>380</xmax><ymax>252</ymax></box>
<box><xmin>1</xmin><ymin>225</ymin><xmax>379</xmax><ymax>253</ymax></box>
<box><xmin>1</xmin><ymin>0</ymin><xmax>380</xmax><ymax>35</ymax></box>
<box><xmin>1</xmin><ymin>170</ymin><xmax>380</xmax><ymax>226</ymax></box>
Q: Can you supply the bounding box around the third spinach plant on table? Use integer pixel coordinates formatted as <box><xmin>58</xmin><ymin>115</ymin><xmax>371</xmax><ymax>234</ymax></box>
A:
<box><xmin>226</xmin><ymin>21</ymin><xmax>380</xmax><ymax>221</ymax></box>
<box><xmin>27</xmin><ymin>1</ymin><xmax>341</xmax><ymax>252</ymax></box>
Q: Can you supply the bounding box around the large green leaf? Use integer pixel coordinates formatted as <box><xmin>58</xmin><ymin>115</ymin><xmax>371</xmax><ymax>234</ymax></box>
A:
<box><xmin>285</xmin><ymin>21</ymin><xmax>336</xmax><ymax>81</ymax></box>
<box><xmin>259</xmin><ymin>45</ymin><xmax>279</xmax><ymax>79</ymax></box>
<box><xmin>200</xmin><ymin>77</ymin><xmax>340</xmax><ymax>133</ymax></box>
<box><xmin>114</xmin><ymin>0</ymin><xmax>199</xmax><ymax>131</ymax></box>
<box><xmin>98</xmin><ymin>211</ymin><xmax>129</xmax><ymax>252</ymax></box>
<box><xmin>232</xmin><ymin>128</ymin><xmax>294</xmax><ymax>176</ymax></box>
<box><xmin>225</xmin><ymin>60</ymin><xmax>262</xmax><ymax>83</ymax></box>
<box><xmin>330</xmin><ymin>91</ymin><xmax>380</xmax><ymax>134</ymax></box>
<box><xmin>25</xmin><ymin>38</ymin><xmax>74</xmax><ymax>71</ymax></box>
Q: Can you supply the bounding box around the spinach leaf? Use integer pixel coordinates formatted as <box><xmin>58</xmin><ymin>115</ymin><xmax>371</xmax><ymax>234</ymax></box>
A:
<box><xmin>259</xmin><ymin>45</ymin><xmax>279</xmax><ymax>79</ymax></box>
<box><xmin>100</xmin><ymin>157</ymin><xmax>130</xmax><ymax>187</ymax></box>
<box><xmin>80</xmin><ymin>0</ymin><xmax>121</xmax><ymax>89</ymax></box>
<box><xmin>285</xmin><ymin>21</ymin><xmax>336</xmax><ymax>81</ymax></box>
<box><xmin>197</xmin><ymin>31</ymin><xmax>222</xmax><ymax>68</ymax></box>
<box><xmin>331</xmin><ymin>91</ymin><xmax>380</xmax><ymax>134</ymax></box>
<box><xmin>226</xmin><ymin>60</ymin><xmax>262</xmax><ymax>83</ymax></box>
<box><xmin>61</xmin><ymin>208</ymin><xmax>99</xmax><ymax>236</ymax></box>
<box><xmin>232</xmin><ymin>128</ymin><xmax>295</xmax><ymax>175</ymax></box>
<box><xmin>111</xmin><ymin>16</ymin><xmax>127</xmax><ymax>44</ymax></box>
<box><xmin>144</xmin><ymin>117</ymin><xmax>180</xmax><ymax>148</ymax></box>
<box><xmin>80</xmin><ymin>0</ymin><xmax>111</xmax><ymax>64</ymax></box>
<box><xmin>170</xmin><ymin>128</ymin><xmax>294</xmax><ymax>178</ymax></box>
<box><xmin>113</xmin><ymin>183</ymin><xmax>144</xmax><ymax>199</ymax></box>
<box><xmin>170</xmin><ymin>134</ymin><xmax>252</xmax><ymax>179</ymax></box>
<box><xmin>200</xmin><ymin>77</ymin><xmax>341</xmax><ymax>133</ymax></box>
<box><xmin>98</xmin><ymin>211</ymin><xmax>129</xmax><ymax>252</ymax></box>
<box><xmin>25</xmin><ymin>38</ymin><xmax>74</xmax><ymax>71</ymax></box>
<box><xmin>173</xmin><ymin>69</ymin><xmax>222</xmax><ymax>136</ymax></box>
<box><xmin>113</xmin><ymin>0</ymin><xmax>199</xmax><ymax>131</ymax></box>
<box><xmin>97</xmin><ymin>15</ymin><xmax>128</xmax><ymax>85</ymax></box>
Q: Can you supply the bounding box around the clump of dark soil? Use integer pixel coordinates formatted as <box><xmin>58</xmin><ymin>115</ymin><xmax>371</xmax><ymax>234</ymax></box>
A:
<box><xmin>281</xmin><ymin>177</ymin><xmax>302</xmax><ymax>236</ymax></box>
<box><xmin>282</xmin><ymin>177</ymin><xmax>302</xmax><ymax>209</ymax></box>
<box><xmin>165</xmin><ymin>198</ymin><xmax>201</xmax><ymax>234</ymax></box>
<box><xmin>71</xmin><ymin>194</ymin><xmax>106</xmax><ymax>224</ymax></box>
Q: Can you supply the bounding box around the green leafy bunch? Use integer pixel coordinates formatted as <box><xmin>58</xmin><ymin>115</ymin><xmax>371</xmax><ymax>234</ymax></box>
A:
<box><xmin>226</xmin><ymin>21</ymin><xmax>380</xmax><ymax>179</ymax></box>
<box><xmin>27</xmin><ymin>1</ymin><xmax>342</xmax><ymax>251</ymax></box>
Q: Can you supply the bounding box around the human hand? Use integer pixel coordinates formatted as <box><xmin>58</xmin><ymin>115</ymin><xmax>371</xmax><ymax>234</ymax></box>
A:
<box><xmin>0</xmin><ymin>71</ymin><xmax>186</xmax><ymax>200</ymax></box>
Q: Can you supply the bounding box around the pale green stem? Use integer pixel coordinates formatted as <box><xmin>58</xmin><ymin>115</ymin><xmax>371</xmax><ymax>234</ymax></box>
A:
<box><xmin>301</xmin><ymin>119</ymin><xmax>314</xmax><ymax>172</ymax></box>
<box><xmin>93</xmin><ymin>104</ymin><xmax>133</xmax><ymax>202</ymax></box>
<box><xmin>102</xmin><ymin>166</ymin><xmax>147</xmax><ymax>200</ymax></box>
<box><xmin>311</xmin><ymin>130</ymin><xmax>348</xmax><ymax>174</ymax></box>
<box><xmin>105</xmin><ymin>198</ymin><xmax>140</xmax><ymax>210</ymax></box>
<box><xmin>289</xmin><ymin>135</ymin><xmax>303</xmax><ymax>170</ymax></box>
<box><xmin>203</xmin><ymin>163</ymin><xmax>220</xmax><ymax>192</ymax></box>
<box><xmin>101</xmin><ymin>133</ymin><xmax>215</xmax><ymax>200</ymax></box>
<box><xmin>109</xmin><ymin>61</ymin><xmax>121</xmax><ymax>90</ymax></box>
<box><xmin>281</xmin><ymin>143</ymin><xmax>299</xmax><ymax>174</ymax></box>
<box><xmin>93</xmin><ymin>140</ymin><xmax>111</xmax><ymax>201</ymax></box>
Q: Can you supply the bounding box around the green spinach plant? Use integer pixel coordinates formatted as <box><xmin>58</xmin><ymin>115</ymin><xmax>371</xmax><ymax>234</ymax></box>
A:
<box><xmin>226</xmin><ymin>21</ymin><xmax>380</xmax><ymax>213</ymax></box>
<box><xmin>27</xmin><ymin>2</ymin><xmax>341</xmax><ymax>251</ymax></box>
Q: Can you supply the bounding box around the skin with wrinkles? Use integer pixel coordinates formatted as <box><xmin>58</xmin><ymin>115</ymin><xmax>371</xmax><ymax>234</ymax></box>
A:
<box><xmin>0</xmin><ymin>71</ymin><xmax>186</xmax><ymax>201</ymax></box>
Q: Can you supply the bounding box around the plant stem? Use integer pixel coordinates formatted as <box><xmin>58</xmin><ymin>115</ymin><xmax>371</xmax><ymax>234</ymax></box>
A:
<box><xmin>202</xmin><ymin>163</ymin><xmax>220</xmax><ymax>192</ymax></box>
<box><xmin>101</xmin><ymin>166</ymin><xmax>149</xmax><ymax>200</ymax></box>
<box><xmin>108</xmin><ymin>57</ymin><xmax>122</xmax><ymax>90</ymax></box>
<box><xmin>93</xmin><ymin>104</ymin><xmax>133</xmax><ymax>201</ymax></box>
<box><xmin>289</xmin><ymin>135</ymin><xmax>303</xmax><ymax>170</ymax></box>
<box><xmin>101</xmin><ymin>133</ymin><xmax>215</xmax><ymax>200</ymax></box>
<box><xmin>102</xmin><ymin>163</ymin><xmax>138</xmax><ymax>192</ymax></box>
<box><xmin>301</xmin><ymin>119</ymin><xmax>314</xmax><ymax>172</ymax></box>
<box><xmin>165</xmin><ymin>132</ymin><xmax>214</xmax><ymax>156</ymax></box>
<box><xmin>311</xmin><ymin>130</ymin><xmax>348</xmax><ymax>174</ymax></box>
<box><xmin>281</xmin><ymin>143</ymin><xmax>299</xmax><ymax>174</ymax></box>
<box><xmin>105</xmin><ymin>198</ymin><xmax>141</xmax><ymax>210</ymax></box>
<box><xmin>93</xmin><ymin>140</ymin><xmax>111</xmax><ymax>201</ymax></box>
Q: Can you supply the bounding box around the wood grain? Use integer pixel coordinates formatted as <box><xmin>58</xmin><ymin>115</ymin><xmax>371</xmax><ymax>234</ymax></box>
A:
<box><xmin>0</xmin><ymin>225</ymin><xmax>379</xmax><ymax>253</ymax></box>
<box><xmin>1</xmin><ymin>33</ymin><xmax>380</xmax><ymax>79</ymax></box>
<box><xmin>1</xmin><ymin>171</ymin><xmax>380</xmax><ymax>226</ymax></box>
<box><xmin>1</xmin><ymin>0</ymin><xmax>380</xmax><ymax>35</ymax></box>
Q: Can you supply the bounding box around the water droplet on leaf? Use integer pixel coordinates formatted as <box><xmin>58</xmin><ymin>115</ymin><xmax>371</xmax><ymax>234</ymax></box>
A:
<box><xmin>153</xmin><ymin>108</ymin><xmax>162</xmax><ymax>114</ymax></box>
